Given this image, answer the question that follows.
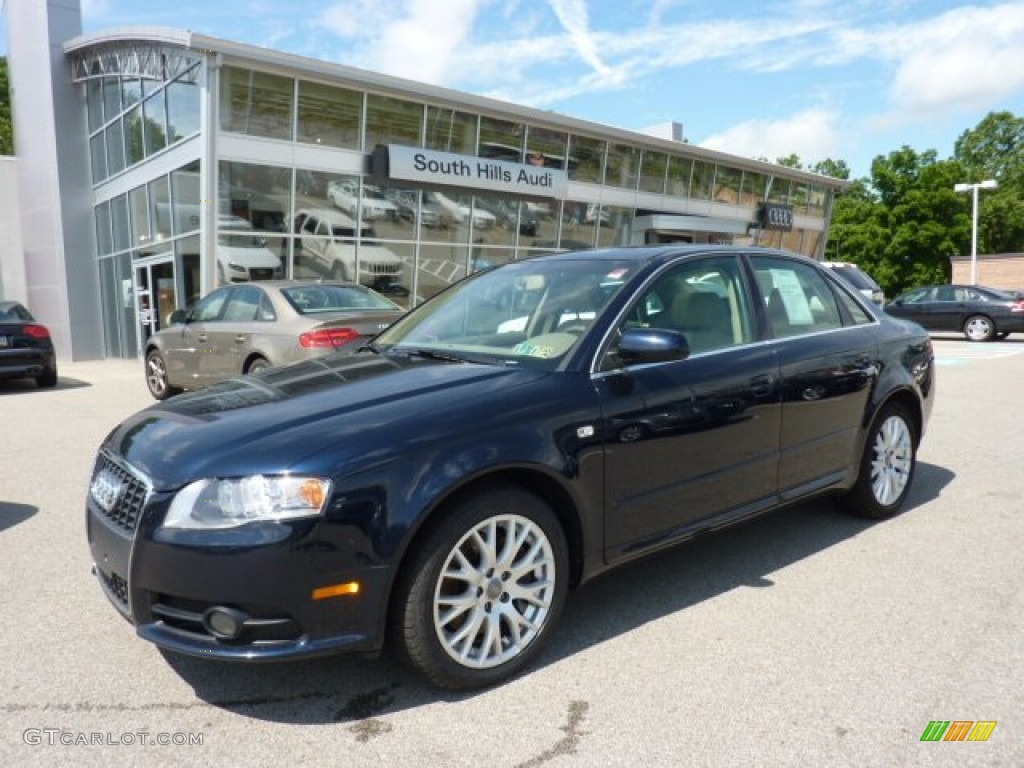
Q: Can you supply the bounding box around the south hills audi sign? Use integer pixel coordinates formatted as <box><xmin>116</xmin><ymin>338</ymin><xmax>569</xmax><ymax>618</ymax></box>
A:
<box><xmin>759</xmin><ymin>202</ymin><xmax>795</xmax><ymax>231</ymax></box>
<box><xmin>381</xmin><ymin>145</ymin><xmax>569</xmax><ymax>198</ymax></box>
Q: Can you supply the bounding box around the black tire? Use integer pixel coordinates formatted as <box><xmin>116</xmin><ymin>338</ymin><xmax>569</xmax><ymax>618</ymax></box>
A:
<box><xmin>963</xmin><ymin>314</ymin><xmax>995</xmax><ymax>342</ymax></box>
<box><xmin>144</xmin><ymin>349</ymin><xmax>180</xmax><ymax>400</ymax></box>
<box><xmin>837</xmin><ymin>402</ymin><xmax>917</xmax><ymax>519</ymax></box>
<box><xmin>245</xmin><ymin>356</ymin><xmax>270</xmax><ymax>374</ymax></box>
<box><xmin>390</xmin><ymin>485</ymin><xmax>569</xmax><ymax>691</ymax></box>
<box><xmin>36</xmin><ymin>366</ymin><xmax>58</xmax><ymax>388</ymax></box>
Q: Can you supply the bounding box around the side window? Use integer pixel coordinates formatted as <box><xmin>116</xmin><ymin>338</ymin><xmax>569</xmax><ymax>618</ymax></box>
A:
<box><xmin>621</xmin><ymin>255</ymin><xmax>754</xmax><ymax>355</ymax></box>
<box><xmin>935</xmin><ymin>286</ymin><xmax>956</xmax><ymax>302</ymax></box>
<box><xmin>258</xmin><ymin>292</ymin><xmax>277</xmax><ymax>321</ymax></box>
<box><xmin>752</xmin><ymin>257</ymin><xmax>844</xmax><ymax>338</ymax></box>
<box><xmin>222</xmin><ymin>286</ymin><xmax>262</xmax><ymax>322</ymax></box>
<box><xmin>191</xmin><ymin>288</ymin><xmax>230</xmax><ymax>322</ymax></box>
<box><xmin>901</xmin><ymin>288</ymin><xmax>931</xmax><ymax>304</ymax></box>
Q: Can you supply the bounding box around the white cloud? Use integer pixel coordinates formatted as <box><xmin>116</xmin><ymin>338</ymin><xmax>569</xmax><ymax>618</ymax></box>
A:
<box><xmin>699</xmin><ymin>108</ymin><xmax>840</xmax><ymax>165</ymax></box>
<box><xmin>319</xmin><ymin>0</ymin><xmax>485</xmax><ymax>84</ymax></box>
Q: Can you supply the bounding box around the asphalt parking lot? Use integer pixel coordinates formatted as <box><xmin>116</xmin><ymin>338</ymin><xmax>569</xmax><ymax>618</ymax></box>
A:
<box><xmin>1</xmin><ymin>335</ymin><xmax>1021</xmax><ymax>768</ymax></box>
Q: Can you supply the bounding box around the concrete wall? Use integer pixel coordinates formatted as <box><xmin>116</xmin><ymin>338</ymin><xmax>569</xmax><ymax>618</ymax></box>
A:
<box><xmin>6</xmin><ymin>0</ymin><xmax>101</xmax><ymax>360</ymax></box>
<box><xmin>0</xmin><ymin>156</ymin><xmax>26</xmax><ymax>302</ymax></box>
<box><xmin>950</xmin><ymin>255</ymin><xmax>1024</xmax><ymax>290</ymax></box>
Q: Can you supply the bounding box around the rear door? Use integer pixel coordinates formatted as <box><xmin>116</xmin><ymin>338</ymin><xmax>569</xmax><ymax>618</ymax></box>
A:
<box><xmin>754</xmin><ymin>254</ymin><xmax>879</xmax><ymax>497</ymax></box>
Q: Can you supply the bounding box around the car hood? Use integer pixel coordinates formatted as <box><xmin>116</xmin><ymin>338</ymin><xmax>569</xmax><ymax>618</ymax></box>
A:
<box><xmin>217</xmin><ymin>244</ymin><xmax>281</xmax><ymax>269</ymax></box>
<box><xmin>103</xmin><ymin>353</ymin><xmax>548</xmax><ymax>490</ymax></box>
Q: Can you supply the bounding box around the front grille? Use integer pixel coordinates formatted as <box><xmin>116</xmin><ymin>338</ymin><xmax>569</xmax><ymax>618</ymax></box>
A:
<box><xmin>364</xmin><ymin>262</ymin><xmax>401</xmax><ymax>276</ymax></box>
<box><xmin>249</xmin><ymin>268</ymin><xmax>277</xmax><ymax>280</ymax></box>
<box><xmin>90</xmin><ymin>453</ymin><xmax>150</xmax><ymax>533</ymax></box>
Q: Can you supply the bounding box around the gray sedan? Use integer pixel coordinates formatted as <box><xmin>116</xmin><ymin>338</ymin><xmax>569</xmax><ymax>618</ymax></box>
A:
<box><xmin>143</xmin><ymin>280</ymin><xmax>405</xmax><ymax>399</ymax></box>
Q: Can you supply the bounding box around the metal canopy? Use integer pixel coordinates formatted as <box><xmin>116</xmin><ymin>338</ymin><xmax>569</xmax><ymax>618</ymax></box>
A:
<box><xmin>69</xmin><ymin>43</ymin><xmax>200</xmax><ymax>83</ymax></box>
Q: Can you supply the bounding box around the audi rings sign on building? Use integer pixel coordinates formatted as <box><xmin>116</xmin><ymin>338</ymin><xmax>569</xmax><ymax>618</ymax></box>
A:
<box><xmin>759</xmin><ymin>203</ymin><xmax>795</xmax><ymax>231</ymax></box>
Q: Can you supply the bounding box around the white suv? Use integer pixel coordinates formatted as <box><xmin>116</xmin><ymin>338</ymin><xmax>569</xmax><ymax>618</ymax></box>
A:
<box><xmin>820</xmin><ymin>261</ymin><xmax>885</xmax><ymax>305</ymax></box>
<box><xmin>294</xmin><ymin>208</ymin><xmax>403</xmax><ymax>288</ymax></box>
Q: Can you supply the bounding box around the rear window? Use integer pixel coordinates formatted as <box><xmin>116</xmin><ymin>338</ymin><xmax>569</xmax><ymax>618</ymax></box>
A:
<box><xmin>282</xmin><ymin>284</ymin><xmax>400</xmax><ymax>314</ymax></box>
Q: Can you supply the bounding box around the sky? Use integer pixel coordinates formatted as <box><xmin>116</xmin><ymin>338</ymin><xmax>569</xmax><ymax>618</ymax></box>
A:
<box><xmin>3</xmin><ymin>0</ymin><xmax>1024</xmax><ymax>179</ymax></box>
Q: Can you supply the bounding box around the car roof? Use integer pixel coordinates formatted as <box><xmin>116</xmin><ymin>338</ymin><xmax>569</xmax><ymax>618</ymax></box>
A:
<box><xmin>295</xmin><ymin>207</ymin><xmax>359</xmax><ymax>226</ymax></box>
<box><xmin>535</xmin><ymin>244</ymin><xmax>817</xmax><ymax>268</ymax></box>
<box><xmin>222</xmin><ymin>279</ymin><xmax>365</xmax><ymax>291</ymax></box>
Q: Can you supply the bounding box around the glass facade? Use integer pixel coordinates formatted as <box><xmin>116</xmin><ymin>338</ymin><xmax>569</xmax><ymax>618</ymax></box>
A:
<box><xmin>77</xmin><ymin>44</ymin><xmax>840</xmax><ymax>359</ymax></box>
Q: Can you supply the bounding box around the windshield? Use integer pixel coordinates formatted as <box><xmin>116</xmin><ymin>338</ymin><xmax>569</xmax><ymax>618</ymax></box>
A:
<box><xmin>375</xmin><ymin>257</ymin><xmax>637</xmax><ymax>368</ymax></box>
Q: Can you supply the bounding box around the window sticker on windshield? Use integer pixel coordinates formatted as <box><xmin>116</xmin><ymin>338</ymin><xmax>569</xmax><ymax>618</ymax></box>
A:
<box><xmin>513</xmin><ymin>341</ymin><xmax>556</xmax><ymax>358</ymax></box>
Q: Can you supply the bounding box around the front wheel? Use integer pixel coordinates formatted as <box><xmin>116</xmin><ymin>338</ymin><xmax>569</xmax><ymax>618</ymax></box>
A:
<box><xmin>963</xmin><ymin>314</ymin><xmax>995</xmax><ymax>342</ymax></box>
<box><xmin>391</xmin><ymin>486</ymin><xmax>569</xmax><ymax>690</ymax></box>
<box><xmin>145</xmin><ymin>349</ymin><xmax>181</xmax><ymax>400</ymax></box>
<box><xmin>837</xmin><ymin>403</ymin><xmax>917</xmax><ymax>519</ymax></box>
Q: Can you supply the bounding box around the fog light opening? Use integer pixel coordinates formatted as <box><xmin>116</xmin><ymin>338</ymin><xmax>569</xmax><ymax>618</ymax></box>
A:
<box><xmin>202</xmin><ymin>606</ymin><xmax>248</xmax><ymax>640</ymax></box>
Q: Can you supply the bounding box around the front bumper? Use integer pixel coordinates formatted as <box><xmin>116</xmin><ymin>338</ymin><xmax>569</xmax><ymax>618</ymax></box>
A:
<box><xmin>86</xmin><ymin>453</ymin><xmax>392</xmax><ymax>661</ymax></box>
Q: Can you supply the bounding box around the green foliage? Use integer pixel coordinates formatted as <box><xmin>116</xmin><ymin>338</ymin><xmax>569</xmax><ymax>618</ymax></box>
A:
<box><xmin>822</xmin><ymin>111</ymin><xmax>1024</xmax><ymax>297</ymax></box>
<box><xmin>0</xmin><ymin>58</ymin><xmax>13</xmax><ymax>155</ymax></box>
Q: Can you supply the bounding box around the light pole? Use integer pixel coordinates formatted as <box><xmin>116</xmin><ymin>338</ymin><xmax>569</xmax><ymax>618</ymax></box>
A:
<box><xmin>954</xmin><ymin>179</ymin><xmax>998</xmax><ymax>285</ymax></box>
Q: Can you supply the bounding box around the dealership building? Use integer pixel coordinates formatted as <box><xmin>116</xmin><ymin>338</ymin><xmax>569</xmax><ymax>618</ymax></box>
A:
<box><xmin>1</xmin><ymin>0</ymin><xmax>847</xmax><ymax>362</ymax></box>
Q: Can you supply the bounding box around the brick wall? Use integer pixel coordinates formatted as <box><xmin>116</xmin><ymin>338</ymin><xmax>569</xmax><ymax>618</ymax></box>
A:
<box><xmin>950</xmin><ymin>254</ymin><xmax>1024</xmax><ymax>289</ymax></box>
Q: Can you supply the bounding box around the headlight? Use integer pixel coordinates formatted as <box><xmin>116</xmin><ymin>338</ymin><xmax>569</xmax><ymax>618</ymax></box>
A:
<box><xmin>162</xmin><ymin>475</ymin><xmax>331</xmax><ymax>530</ymax></box>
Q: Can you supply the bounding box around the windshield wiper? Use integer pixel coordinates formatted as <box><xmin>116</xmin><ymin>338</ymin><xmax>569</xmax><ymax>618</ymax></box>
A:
<box><xmin>399</xmin><ymin>348</ymin><xmax>468</xmax><ymax>363</ymax></box>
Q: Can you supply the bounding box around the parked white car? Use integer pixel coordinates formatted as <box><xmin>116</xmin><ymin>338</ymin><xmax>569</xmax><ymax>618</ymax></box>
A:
<box><xmin>294</xmin><ymin>208</ymin><xmax>404</xmax><ymax>288</ymax></box>
<box><xmin>217</xmin><ymin>216</ymin><xmax>283</xmax><ymax>282</ymax></box>
<box><xmin>426</xmin><ymin>191</ymin><xmax>496</xmax><ymax>229</ymax></box>
<box><xmin>327</xmin><ymin>180</ymin><xmax>400</xmax><ymax>221</ymax></box>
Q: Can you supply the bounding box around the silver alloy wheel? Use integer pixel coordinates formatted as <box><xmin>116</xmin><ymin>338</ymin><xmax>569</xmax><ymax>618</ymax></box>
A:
<box><xmin>146</xmin><ymin>353</ymin><xmax>168</xmax><ymax>396</ymax></box>
<box><xmin>433</xmin><ymin>513</ymin><xmax>557</xmax><ymax>670</ymax></box>
<box><xmin>964</xmin><ymin>315</ymin><xmax>993</xmax><ymax>341</ymax></box>
<box><xmin>870</xmin><ymin>415</ymin><xmax>913</xmax><ymax>506</ymax></box>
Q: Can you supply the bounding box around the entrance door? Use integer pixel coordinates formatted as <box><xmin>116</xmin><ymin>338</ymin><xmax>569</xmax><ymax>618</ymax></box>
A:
<box><xmin>133</xmin><ymin>257</ymin><xmax>177</xmax><ymax>352</ymax></box>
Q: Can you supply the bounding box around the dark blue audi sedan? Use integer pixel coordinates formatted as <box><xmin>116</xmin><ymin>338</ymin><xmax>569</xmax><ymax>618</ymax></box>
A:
<box><xmin>86</xmin><ymin>246</ymin><xmax>935</xmax><ymax>690</ymax></box>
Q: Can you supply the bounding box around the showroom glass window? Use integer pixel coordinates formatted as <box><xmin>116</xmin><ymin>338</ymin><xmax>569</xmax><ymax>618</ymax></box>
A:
<box><xmin>690</xmin><ymin>161</ymin><xmax>715</xmax><ymax>201</ymax></box>
<box><xmin>638</xmin><ymin>150</ymin><xmax>668</xmax><ymax>194</ymax></box>
<box><xmin>166</xmin><ymin>68</ymin><xmax>201</xmax><ymax>142</ymax></box>
<box><xmin>143</xmin><ymin>89</ymin><xmax>169</xmax><ymax>156</ymax></box>
<box><xmin>526</xmin><ymin>127</ymin><xmax>568</xmax><ymax>170</ymax></box>
<box><xmin>297</xmin><ymin>80</ymin><xmax>362</xmax><ymax>149</ymax></box>
<box><xmin>479</xmin><ymin>116</ymin><xmax>524</xmax><ymax>162</ymax></box>
<box><xmin>365</xmin><ymin>94</ymin><xmax>424</xmax><ymax>149</ymax></box>
<box><xmin>741</xmin><ymin>171</ymin><xmax>768</xmax><ymax>207</ymax></box>
<box><xmin>568</xmin><ymin>135</ymin><xmax>605</xmax><ymax>184</ymax></box>
<box><xmin>666</xmin><ymin>155</ymin><xmax>693</xmax><ymax>197</ymax></box>
<box><xmin>604</xmin><ymin>143</ymin><xmax>641</xmax><ymax>190</ymax></box>
<box><xmin>425</xmin><ymin>106</ymin><xmax>477</xmax><ymax>154</ymax></box>
<box><xmin>713</xmin><ymin>166</ymin><xmax>742</xmax><ymax>204</ymax></box>
<box><xmin>220</xmin><ymin>66</ymin><xmax>295</xmax><ymax>140</ymax></box>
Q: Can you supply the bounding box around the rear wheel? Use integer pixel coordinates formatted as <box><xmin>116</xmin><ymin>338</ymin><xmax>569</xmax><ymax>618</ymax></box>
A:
<box><xmin>145</xmin><ymin>349</ymin><xmax>181</xmax><ymax>400</ymax></box>
<box><xmin>963</xmin><ymin>314</ymin><xmax>995</xmax><ymax>342</ymax></box>
<box><xmin>837</xmin><ymin>403</ymin><xmax>916</xmax><ymax>519</ymax></box>
<box><xmin>391</xmin><ymin>486</ymin><xmax>569</xmax><ymax>690</ymax></box>
<box><xmin>245</xmin><ymin>356</ymin><xmax>270</xmax><ymax>374</ymax></box>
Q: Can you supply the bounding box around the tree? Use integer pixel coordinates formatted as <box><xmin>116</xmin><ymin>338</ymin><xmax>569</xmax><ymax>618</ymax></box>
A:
<box><xmin>0</xmin><ymin>58</ymin><xmax>13</xmax><ymax>155</ymax></box>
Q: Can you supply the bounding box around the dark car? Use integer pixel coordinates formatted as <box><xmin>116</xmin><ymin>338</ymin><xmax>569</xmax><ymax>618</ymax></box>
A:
<box><xmin>0</xmin><ymin>301</ymin><xmax>58</xmax><ymax>388</ymax></box>
<box><xmin>143</xmin><ymin>280</ymin><xmax>405</xmax><ymax>399</ymax></box>
<box><xmin>87</xmin><ymin>246</ymin><xmax>934</xmax><ymax>690</ymax></box>
<box><xmin>885</xmin><ymin>284</ymin><xmax>1024</xmax><ymax>341</ymax></box>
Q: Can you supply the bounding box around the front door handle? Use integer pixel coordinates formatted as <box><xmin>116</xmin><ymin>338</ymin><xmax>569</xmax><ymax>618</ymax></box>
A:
<box><xmin>750</xmin><ymin>374</ymin><xmax>775</xmax><ymax>398</ymax></box>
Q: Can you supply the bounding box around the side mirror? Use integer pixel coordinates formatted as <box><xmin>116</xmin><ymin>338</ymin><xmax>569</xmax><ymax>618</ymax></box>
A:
<box><xmin>169</xmin><ymin>309</ymin><xmax>188</xmax><ymax>325</ymax></box>
<box><xmin>617</xmin><ymin>328</ymin><xmax>689</xmax><ymax>366</ymax></box>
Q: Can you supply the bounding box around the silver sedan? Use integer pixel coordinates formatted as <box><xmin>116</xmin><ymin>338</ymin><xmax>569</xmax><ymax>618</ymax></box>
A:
<box><xmin>143</xmin><ymin>280</ymin><xmax>405</xmax><ymax>399</ymax></box>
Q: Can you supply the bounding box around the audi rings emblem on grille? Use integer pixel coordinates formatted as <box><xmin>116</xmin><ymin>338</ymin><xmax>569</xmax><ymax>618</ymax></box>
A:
<box><xmin>90</xmin><ymin>468</ymin><xmax>125</xmax><ymax>514</ymax></box>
